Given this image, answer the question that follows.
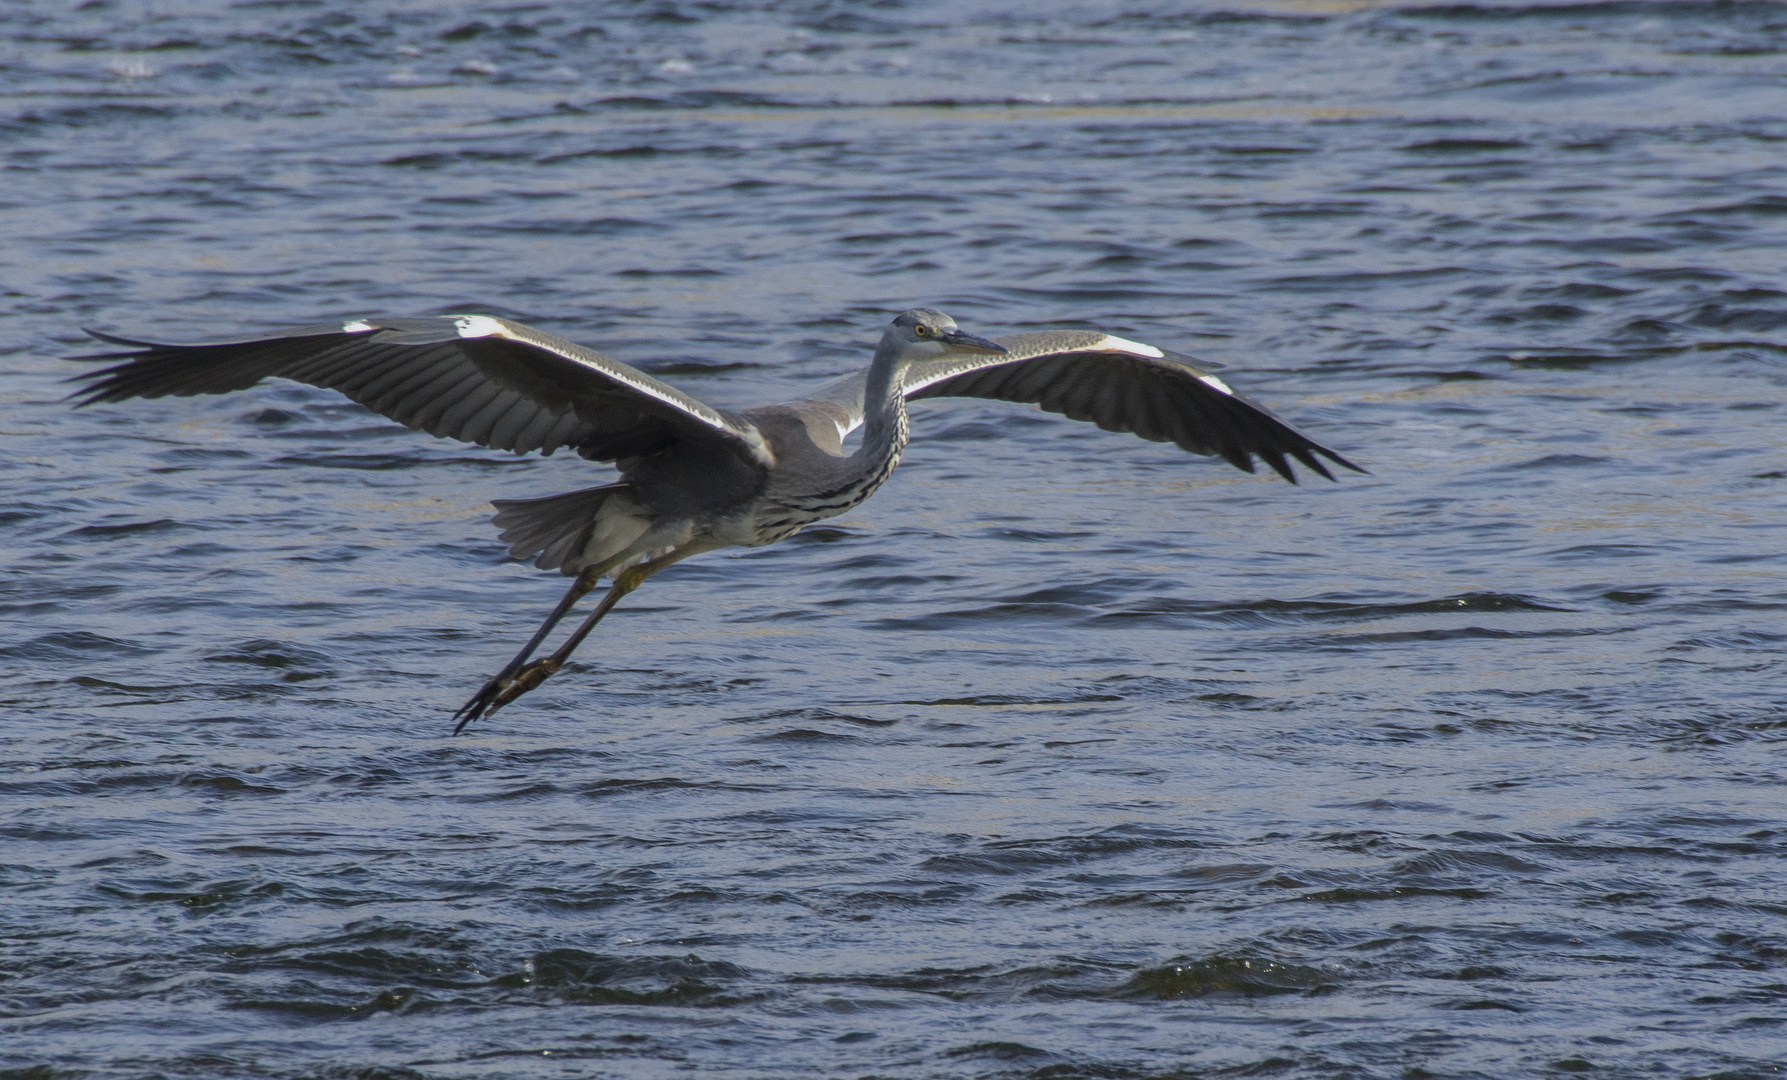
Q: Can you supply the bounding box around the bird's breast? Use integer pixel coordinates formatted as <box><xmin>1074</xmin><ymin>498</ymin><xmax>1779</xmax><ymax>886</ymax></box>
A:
<box><xmin>746</xmin><ymin>444</ymin><xmax>905</xmax><ymax>545</ymax></box>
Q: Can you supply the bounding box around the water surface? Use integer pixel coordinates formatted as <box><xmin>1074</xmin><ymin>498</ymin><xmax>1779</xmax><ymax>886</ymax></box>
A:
<box><xmin>3</xmin><ymin>2</ymin><xmax>1786</xmax><ymax>1077</ymax></box>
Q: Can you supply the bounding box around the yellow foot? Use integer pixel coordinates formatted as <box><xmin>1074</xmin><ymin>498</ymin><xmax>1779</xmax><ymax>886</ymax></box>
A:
<box><xmin>451</xmin><ymin>658</ymin><xmax>562</xmax><ymax>734</ymax></box>
<box><xmin>490</xmin><ymin>657</ymin><xmax>560</xmax><ymax>712</ymax></box>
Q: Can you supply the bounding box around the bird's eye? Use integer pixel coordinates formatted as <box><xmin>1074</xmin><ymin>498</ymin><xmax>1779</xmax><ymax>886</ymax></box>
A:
<box><xmin>914</xmin><ymin>325</ymin><xmax>932</xmax><ymax>337</ymax></box>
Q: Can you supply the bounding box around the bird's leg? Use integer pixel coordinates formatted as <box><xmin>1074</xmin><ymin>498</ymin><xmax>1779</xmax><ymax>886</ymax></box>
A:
<box><xmin>454</xmin><ymin>543</ymin><xmax>704</xmax><ymax>731</ymax></box>
<box><xmin>474</xmin><ymin>552</ymin><xmax>684</xmax><ymax>718</ymax></box>
<box><xmin>451</xmin><ymin>568</ymin><xmax>601</xmax><ymax>732</ymax></box>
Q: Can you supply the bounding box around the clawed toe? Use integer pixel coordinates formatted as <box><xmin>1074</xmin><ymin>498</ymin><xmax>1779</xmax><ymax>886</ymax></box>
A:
<box><xmin>450</xmin><ymin>678</ymin><xmax>504</xmax><ymax>734</ymax></box>
<box><xmin>450</xmin><ymin>659</ymin><xmax>562</xmax><ymax>734</ymax></box>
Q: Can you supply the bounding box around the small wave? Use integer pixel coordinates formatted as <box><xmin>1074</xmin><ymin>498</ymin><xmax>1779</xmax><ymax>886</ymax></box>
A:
<box><xmin>1401</xmin><ymin>137</ymin><xmax>1527</xmax><ymax>153</ymax></box>
<box><xmin>538</xmin><ymin>144</ymin><xmax>744</xmax><ymax>164</ymax></box>
<box><xmin>97</xmin><ymin>876</ymin><xmax>285</xmax><ymax>911</ymax></box>
<box><xmin>2</xmin><ymin>102</ymin><xmax>178</xmax><ymax>136</ymax></box>
<box><xmin>1502</xmin><ymin>349</ymin><xmax>1639</xmax><ymax>369</ymax></box>
<box><xmin>921</xmin><ymin>827</ymin><xmax>1210</xmax><ymax>877</ymax></box>
<box><xmin>1397</xmin><ymin>0</ymin><xmax>1783</xmax><ymax>22</ymax></box>
<box><xmin>228</xmin><ymin>989</ymin><xmax>428</xmax><ymax>1021</ymax></box>
<box><xmin>1390</xmin><ymin>849</ymin><xmax>1555</xmax><ymax>878</ymax></box>
<box><xmin>380</xmin><ymin>148</ymin><xmax>536</xmax><ymax>169</ymax></box>
<box><xmin>444</xmin><ymin>216</ymin><xmax>670</xmax><ymax>237</ymax></box>
<box><xmin>0</xmin><ymin>630</ymin><xmax>161</xmax><ymax>661</ymax></box>
<box><xmin>1676</xmin><ymin>195</ymin><xmax>1787</xmax><ymax>217</ymax></box>
<box><xmin>498</xmin><ymin>949</ymin><xmax>756</xmax><ymax>1007</ymax></box>
<box><xmin>1684</xmin><ymin>304</ymin><xmax>1787</xmax><ymax>332</ymax></box>
<box><xmin>1487</xmin><ymin>303</ymin><xmax>1587</xmax><ymax>323</ymax></box>
<box><xmin>582</xmin><ymin>90</ymin><xmax>792</xmax><ymax>111</ymax></box>
<box><xmin>1495</xmin><ymin>452</ymin><xmax>1611</xmax><ymax>470</ymax></box>
<box><xmin>997</xmin><ymin>284</ymin><xmax>1215</xmax><ymax>303</ymax></box>
<box><xmin>737</xmin><ymin>706</ymin><xmax>894</xmax><ymax>728</ymax></box>
<box><xmin>613</xmin><ymin>266</ymin><xmax>726</xmax><ymax>279</ymax></box>
<box><xmin>753</xmin><ymin>728</ymin><xmax>860</xmax><ymax>743</ymax></box>
<box><xmin>1266</xmin><ymin>266</ymin><xmax>1475</xmax><ymax>291</ymax></box>
<box><xmin>202</xmin><ymin>639</ymin><xmax>331</xmax><ymax>672</ymax></box>
<box><xmin>1091</xmin><ymin>591</ymin><xmax>1575</xmax><ymax>630</ymax></box>
<box><xmin>63</xmin><ymin>518</ymin><xmax>198</xmax><ymax>538</ymax></box>
<box><xmin>1112</xmin><ymin>956</ymin><xmax>1336</xmax><ymax>999</ymax></box>
<box><xmin>175</xmin><ymin>773</ymin><xmax>286</xmax><ymax>796</ymax></box>
<box><xmin>942</xmin><ymin>1041</ymin><xmax>1057</xmax><ymax>1062</ymax></box>
<box><xmin>1093</xmin><ymin>8</ymin><xmax>1329</xmax><ymax>27</ymax></box>
<box><xmin>1316</xmin><ymin>625</ymin><xmax>1619</xmax><ymax>646</ymax></box>
<box><xmin>1542</xmin><ymin>543</ymin><xmax>1658</xmax><ymax>560</ymax></box>
<box><xmin>572</xmin><ymin>777</ymin><xmax>765</xmax><ymax>800</ymax></box>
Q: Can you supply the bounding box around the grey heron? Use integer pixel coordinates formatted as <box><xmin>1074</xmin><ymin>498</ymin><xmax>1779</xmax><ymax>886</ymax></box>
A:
<box><xmin>70</xmin><ymin>308</ymin><xmax>1362</xmax><ymax>732</ymax></box>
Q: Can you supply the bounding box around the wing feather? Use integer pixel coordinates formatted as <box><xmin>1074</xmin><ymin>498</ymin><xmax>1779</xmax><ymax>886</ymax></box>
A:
<box><xmin>508</xmin><ymin>407</ymin><xmax>560</xmax><ymax>457</ymax></box>
<box><xmin>1132</xmin><ymin>378</ymin><xmax>1179</xmax><ymax>443</ymax></box>
<box><xmin>901</xmin><ymin>330</ymin><xmax>1362</xmax><ymax>483</ymax></box>
<box><xmin>68</xmin><ymin>316</ymin><xmax>770</xmax><ymax>466</ymax></box>
<box><xmin>485</xmin><ymin>394</ymin><xmax>539</xmax><ymax>452</ymax></box>
<box><xmin>358</xmin><ymin>347</ymin><xmax>466</xmax><ymax>415</ymax></box>
<box><xmin>400</xmin><ymin>359</ymin><xmax>491</xmax><ymax>434</ymax></box>
<box><xmin>440</xmin><ymin>383</ymin><xmax>508</xmax><ymax>446</ymax></box>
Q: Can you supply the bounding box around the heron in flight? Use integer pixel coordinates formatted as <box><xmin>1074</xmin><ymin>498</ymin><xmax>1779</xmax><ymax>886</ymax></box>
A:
<box><xmin>71</xmin><ymin>308</ymin><xmax>1361</xmax><ymax>731</ymax></box>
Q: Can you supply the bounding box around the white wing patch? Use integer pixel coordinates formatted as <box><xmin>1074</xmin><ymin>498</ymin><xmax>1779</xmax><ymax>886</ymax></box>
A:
<box><xmin>451</xmin><ymin>315</ymin><xmax>510</xmax><ymax>339</ymax></box>
<box><xmin>341</xmin><ymin>320</ymin><xmax>374</xmax><ymax>333</ymax></box>
<box><xmin>1095</xmin><ymin>334</ymin><xmax>1165</xmax><ymax>359</ymax></box>
<box><xmin>1088</xmin><ymin>333</ymin><xmax>1229</xmax><ymax>394</ymax></box>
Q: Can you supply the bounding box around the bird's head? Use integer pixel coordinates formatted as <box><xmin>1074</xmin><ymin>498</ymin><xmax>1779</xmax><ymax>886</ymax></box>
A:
<box><xmin>882</xmin><ymin>308</ymin><xmax>1007</xmax><ymax>363</ymax></box>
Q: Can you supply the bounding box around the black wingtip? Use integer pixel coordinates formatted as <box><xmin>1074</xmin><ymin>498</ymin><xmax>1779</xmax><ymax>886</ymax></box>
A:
<box><xmin>1287</xmin><ymin>447</ymin><xmax>1334</xmax><ymax>483</ymax></box>
<box><xmin>1261</xmin><ymin>450</ymin><xmax>1298</xmax><ymax>485</ymax></box>
<box><xmin>1222</xmin><ymin>449</ymin><xmax>1257</xmax><ymax>475</ymax></box>
<box><xmin>1324</xmin><ymin>448</ymin><xmax>1369</xmax><ymax>477</ymax></box>
<box><xmin>62</xmin><ymin>363</ymin><xmax>124</xmax><ymax>407</ymax></box>
<box><xmin>1301</xmin><ymin>454</ymin><xmax>1333</xmax><ymax>482</ymax></box>
<box><xmin>64</xmin><ymin>331</ymin><xmax>161</xmax><ymax>410</ymax></box>
<box><xmin>1294</xmin><ymin>441</ymin><xmax>1368</xmax><ymax>482</ymax></box>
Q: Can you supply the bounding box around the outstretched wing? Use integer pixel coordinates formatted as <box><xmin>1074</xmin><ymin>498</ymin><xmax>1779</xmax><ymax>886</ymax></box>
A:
<box><xmin>68</xmin><ymin>315</ymin><xmax>771</xmax><ymax>466</ymax></box>
<box><xmin>906</xmin><ymin>329</ymin><xmax>1361</xmax><ymax>482</ymax></box>
<box><xmin>801</xmin><ymin>329</ymin><xmax>1360</xmax><ymax>483</ymax></box>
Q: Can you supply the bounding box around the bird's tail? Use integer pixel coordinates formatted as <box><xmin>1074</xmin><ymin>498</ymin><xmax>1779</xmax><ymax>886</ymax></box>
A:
<box><xmin>491</xmin><ymin>483</ymin><xmax>638</xmax><ymax>576</ymax></box>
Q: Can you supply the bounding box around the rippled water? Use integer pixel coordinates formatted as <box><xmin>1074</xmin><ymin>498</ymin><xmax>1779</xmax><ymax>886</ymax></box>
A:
<box><xmin>5</xmin><ymin>2</ymin><xmax>1787</xmax><ymax>1077</ymax></box>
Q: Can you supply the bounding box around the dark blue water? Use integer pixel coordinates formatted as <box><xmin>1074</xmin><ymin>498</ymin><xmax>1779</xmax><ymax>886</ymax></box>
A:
<box><xmin>4</xmin><ymin>2</ymin><xmax>1787</xmax><ymax>1077</ymax></box>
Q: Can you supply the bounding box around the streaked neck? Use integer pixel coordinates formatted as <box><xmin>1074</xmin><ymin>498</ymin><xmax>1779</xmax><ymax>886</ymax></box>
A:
<box><xmin>857</xmin><ymin>336</ymin><xmax>910</xmax><ymax>468</ymax></box>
